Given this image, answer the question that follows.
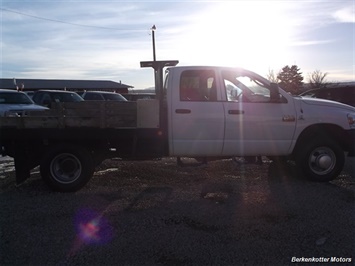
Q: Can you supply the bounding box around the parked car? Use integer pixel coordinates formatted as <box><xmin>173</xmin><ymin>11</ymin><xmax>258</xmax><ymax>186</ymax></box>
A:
<box><xmin>0</xmin><ymin>89</ymin><xmax>48</xmax><ymax>116</ymax></box>
<box><xmin>81</xmin><ymin>91</ymin><xmax>127</xmax><ymax>101</ymax></box>
<box><xmin>121</xmin><ymin>93</ymin><xmax>155</xmax><ymax>101</ymax></box>
<box><xmin>299</xmin><ymin>86</ymin><xmax>355</xmax><ymax>107</ymax></box>
<box><xmin>32</xmin><ymin>90</ymin><xmax>84</xmax><ymax>108</ymax></box>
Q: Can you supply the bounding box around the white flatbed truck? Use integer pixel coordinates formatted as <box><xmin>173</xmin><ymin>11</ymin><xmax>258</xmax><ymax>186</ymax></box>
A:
<box><xmin>1</xmin><ymin>60</ymin><xmax>354</xmax><ymax>191</ymax></box>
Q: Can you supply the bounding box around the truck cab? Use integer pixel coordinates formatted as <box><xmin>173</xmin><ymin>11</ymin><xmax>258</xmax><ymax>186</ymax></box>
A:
<box><xmin>166</xmin><ymin>66</ymin><xmax>297</xmax><ymax>157</ymax></box>
<box><xmin>161</xmin><ymin>65</ymin><xmax>354</xmax><ymax>185</ymax></box>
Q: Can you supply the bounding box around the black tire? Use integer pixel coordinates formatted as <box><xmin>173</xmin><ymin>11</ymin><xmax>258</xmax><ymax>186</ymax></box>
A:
<box><xmin>295</xmin><ymin>137</ymin><xmax>345</xmax><ymax>182</ymax></box>
<box><xmin>40</xmin><ymin>145</ymin><xmax>94</xmax><ymax>192</ymax></box>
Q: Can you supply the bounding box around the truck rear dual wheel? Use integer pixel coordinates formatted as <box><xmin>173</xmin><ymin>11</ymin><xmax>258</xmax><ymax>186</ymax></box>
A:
<box><xmin>40</xmin><ymin>145</ymin><xmax>95</xmax><ymax>192</ymax></box>
<box><xmin>296</xmin><ymin>137</ymin><xmax>344</xmax><ymax>182</ymax></box>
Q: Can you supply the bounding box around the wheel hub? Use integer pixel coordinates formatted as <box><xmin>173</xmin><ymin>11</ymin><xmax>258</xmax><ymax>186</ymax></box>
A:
<box><xmin>60</xmin><ymin>159</ymin><xmax>77</xmax><ymax>175</ymax></box>
<box><xmin>309</xmin><ymin>147</ymin><xmax>336</xmax><ymax>175</ymax></box>
<box><xmin>316</xmin><ymin>154</ymin><xmax>332</xmax><ymax>170</ymax></box>
<box><xmin>50</xmin><ymin>153</ymin><xmax>82</xmax><ymax>183</ymax></box>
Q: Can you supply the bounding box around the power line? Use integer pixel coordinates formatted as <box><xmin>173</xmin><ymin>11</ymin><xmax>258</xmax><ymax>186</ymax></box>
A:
<box><xmin>0</xmin><ymin>7</ymin><xmax>146</xmax><ymax>31</ymax></box>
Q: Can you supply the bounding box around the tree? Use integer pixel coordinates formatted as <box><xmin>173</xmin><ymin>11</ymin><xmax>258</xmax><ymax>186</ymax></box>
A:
<box><xmin>277</xmin><ymin>65</ymin><xmax>304</xmax><ymax>95</ymax></box>
<box><xmin>308</xmin><ymin>70</ymin><xmax>328</xmax><ymax>89</ymax></box>
<box><xmin>266</xmin><ymin>68</ymin><xmax>279</xmax><ymax>83</ymax></box>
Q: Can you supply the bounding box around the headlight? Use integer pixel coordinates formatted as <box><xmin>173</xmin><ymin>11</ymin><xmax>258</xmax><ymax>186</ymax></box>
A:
<box><xmin>348</xmin><ymin>113</ymin><xmax>355</xmax><ymax>129</ymax></box>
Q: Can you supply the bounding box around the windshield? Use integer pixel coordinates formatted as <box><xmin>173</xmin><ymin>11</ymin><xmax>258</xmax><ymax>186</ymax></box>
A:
<box><xmin>51</xmin><ymin>92</ymin><xmax>84</xmax><ymax>102</ymax></box>
<box><xmin>0</xmin><ymin>92</ymin><xmax>34</xmax><ymax>104</ymax></box>
<box><xmin>102</xmin><ymin>93</ymin><xmax>127</xmax><ymax>101</ymax></box>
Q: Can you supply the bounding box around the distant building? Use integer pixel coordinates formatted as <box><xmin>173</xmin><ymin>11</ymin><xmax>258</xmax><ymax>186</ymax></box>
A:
<box><xmin>0</xmin><ymin>78</ymin><xmax>133</xmax><ymax>94</ymax></box>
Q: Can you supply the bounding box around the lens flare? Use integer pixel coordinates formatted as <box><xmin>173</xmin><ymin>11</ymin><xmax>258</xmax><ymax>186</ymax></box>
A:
<box><xmin>74</xmin><ymin>208</ymin><xmax>113</xmax><ymax>245</ymax></box>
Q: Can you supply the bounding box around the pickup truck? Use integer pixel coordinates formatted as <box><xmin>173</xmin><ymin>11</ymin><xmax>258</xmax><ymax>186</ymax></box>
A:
<box><xmin>1</xmin><ymin>60</ymin><xmax>354</xmax><ymax>192</ymax></box>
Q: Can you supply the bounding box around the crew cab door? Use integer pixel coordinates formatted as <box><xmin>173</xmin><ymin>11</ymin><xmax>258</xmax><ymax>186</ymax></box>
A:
<box><xmin>220</xmin><ymin>69</ymin><xmax>297</xmax><ymax>156</ymax></box>
<box><xmin>169</xmin><ymin>68</ymin><xmax>225</xmax><ymax>156</ymax></box>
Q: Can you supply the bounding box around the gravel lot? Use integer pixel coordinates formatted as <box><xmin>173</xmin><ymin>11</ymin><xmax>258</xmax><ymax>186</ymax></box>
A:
<box><xmin>0</xmin><ymin>156</ymin><xmax>354</xmax><ymax>265</ymax></box>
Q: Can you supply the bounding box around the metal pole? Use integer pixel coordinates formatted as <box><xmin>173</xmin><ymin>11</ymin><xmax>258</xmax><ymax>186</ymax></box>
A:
<box><xmin>151</xmin><ymin>25</ymin><xmax>156</xmax><ymax>61</ymax></box>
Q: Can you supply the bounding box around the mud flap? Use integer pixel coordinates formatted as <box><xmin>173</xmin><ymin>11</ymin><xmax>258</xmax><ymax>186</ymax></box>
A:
<box><xmin>13</xmin><ymin>143</ymin><xmax>39</xmax><ymax>185</ymax></box>
<box><xmin>14</xmin><ymin>154</ymin><xmax>31</xmax><ymax>185</ymax></box>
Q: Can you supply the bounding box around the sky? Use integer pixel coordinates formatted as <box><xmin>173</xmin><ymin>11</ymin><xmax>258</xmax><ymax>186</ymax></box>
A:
<box><xmin>0</xmin><ymin>0</ymin><xmax>354</xmax><ymax>89</ymax></box>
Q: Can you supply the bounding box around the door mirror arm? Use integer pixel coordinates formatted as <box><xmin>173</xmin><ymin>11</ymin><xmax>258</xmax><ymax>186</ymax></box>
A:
<box><xmin>270</xmin><ymin>83</ymin><xmax>281</xmax><ymax>103</ymax></box>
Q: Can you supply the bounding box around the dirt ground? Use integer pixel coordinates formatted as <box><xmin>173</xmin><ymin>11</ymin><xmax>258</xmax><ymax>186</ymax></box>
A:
<box><xmin>0</xmin><ymin>156</ymin><xmax>354</xmax><ymax>265</ymax></box>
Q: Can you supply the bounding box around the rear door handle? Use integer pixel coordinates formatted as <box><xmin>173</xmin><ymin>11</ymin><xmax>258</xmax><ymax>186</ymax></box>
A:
<box><xmin>175</xmin><ymin>109</ymin><xmax>191</xmax><ymax>114</ymax></box>
<box><xmin>228</xmin><ymin>110</ymin><xmax>244</xmax><ymax>115</ymax></box>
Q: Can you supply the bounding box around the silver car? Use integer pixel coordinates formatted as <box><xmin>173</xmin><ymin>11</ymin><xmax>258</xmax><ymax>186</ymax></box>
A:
<box><xmin>32</xmin><ymin>90</ymin><xmax>84</xmax><ymax>108</ymax></box>
<box><xmin>0</xmin><ymin>89</ymin><xmax>48</xmax><ymax>117</ymax></box>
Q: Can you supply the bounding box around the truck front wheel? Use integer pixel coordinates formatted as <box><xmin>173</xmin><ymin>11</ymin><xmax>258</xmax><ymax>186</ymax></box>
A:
<box><xmin>40</xmin><ymin>145</ymin><xmax>94</xmax><ymax>192</ymax></box>
<box><xmin>296</xmin><ymin>137</ymin><xmax>344</xmax><ymax>182</ymax></box>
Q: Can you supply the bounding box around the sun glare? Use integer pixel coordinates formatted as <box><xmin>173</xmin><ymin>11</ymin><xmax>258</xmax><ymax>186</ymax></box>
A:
<box><xmin>180</xmin><ymin>2</ymin><xmax>293</xmax><ymax>74</ymax></box>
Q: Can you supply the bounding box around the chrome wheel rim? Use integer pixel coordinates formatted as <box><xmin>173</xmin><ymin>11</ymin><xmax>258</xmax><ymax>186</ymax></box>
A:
<box><xmin>50</xmin><ymin>153</ymin><xmax>82</xmax><ymax>184</ymax></box>
<box><xmin>308</xmin><ymin>147</ymin><xmax>336</xmax><ymax>175</ymax></box>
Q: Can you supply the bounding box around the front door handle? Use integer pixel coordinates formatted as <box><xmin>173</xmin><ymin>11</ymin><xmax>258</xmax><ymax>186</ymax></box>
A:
<box><xmin>228</xmin><ymin>110</ymin><xmax>244</xmax><ymax>115</ymax></box>
<box><xmin>175</xmin><ymin>109</ymin><xmax>191</xmax><ymax>114</ymax></box>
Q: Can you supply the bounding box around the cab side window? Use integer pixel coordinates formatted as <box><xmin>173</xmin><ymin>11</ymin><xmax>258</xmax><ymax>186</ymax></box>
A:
<box><xmin>180</xmin><ymin>70</ymin><xmax>217</xmax><ymax>101</ymax></box>
<box><xmin>222</xmin><ymin>70</ymin><xmax>285</xmax><ymax>103</ymax></box>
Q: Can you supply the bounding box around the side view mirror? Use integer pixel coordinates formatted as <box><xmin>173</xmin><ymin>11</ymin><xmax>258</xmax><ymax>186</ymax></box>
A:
<box><xmin>270</xmin><ymin>82</ymin><xmax>281</xmax><ymax>102</ymax></box>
